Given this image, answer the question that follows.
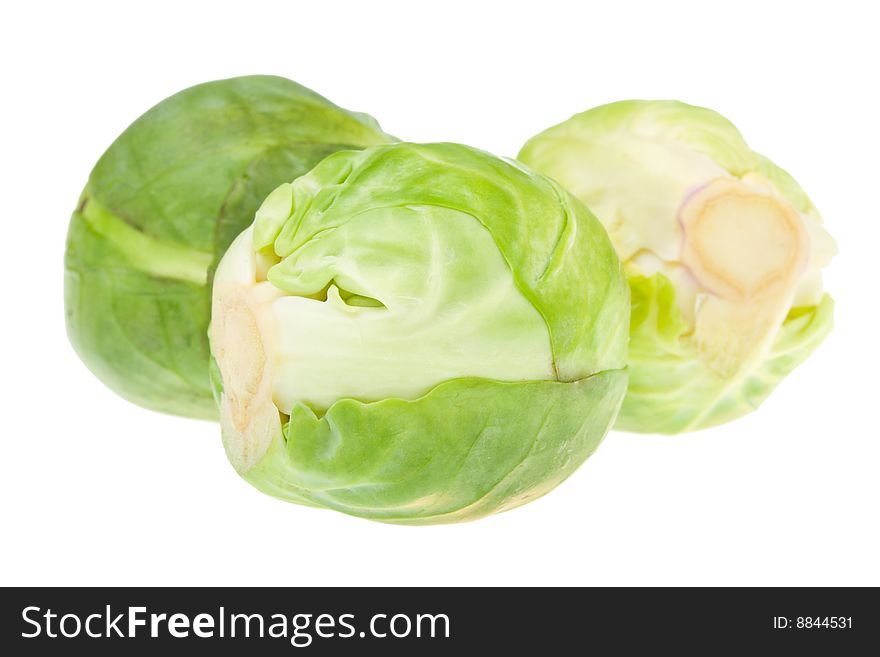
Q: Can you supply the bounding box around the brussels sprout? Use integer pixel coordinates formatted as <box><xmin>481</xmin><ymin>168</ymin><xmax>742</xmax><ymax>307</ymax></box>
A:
<box><xmin>209</xmin><ymin>142</ymin><xmax>629</xmax><ymax>523</ymax></box>
<box><xmin>65</xmin><ymin>76</ymin><xmax>392</xmax><ymax>419</ymax></box>
<box><xmin>519</xmin><ymin>100</ymin><xmax>836</xmax><ymax>433</ymax></box>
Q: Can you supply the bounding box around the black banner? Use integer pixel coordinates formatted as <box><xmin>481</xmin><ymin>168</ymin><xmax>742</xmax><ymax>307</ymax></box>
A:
<box><xmin>1</xmin><ymin>587</ymin><xmax>876</xmax><ymax>654</ymax></box>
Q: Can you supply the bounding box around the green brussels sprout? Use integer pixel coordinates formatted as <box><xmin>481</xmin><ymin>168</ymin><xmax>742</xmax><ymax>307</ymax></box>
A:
<box><xmin>209</xmin><ymin>142</ymin><xmax>629</xmax><ymax>523</ymax></box>
<box><xmin>519</xmin><ymin>100</ymin><xmax>836</xmax><ymax>433</ymax></box>
<box><xmin>65</xmin><ymin>76</ymin><xmax>392</xmax><ymax>419</ymax></box>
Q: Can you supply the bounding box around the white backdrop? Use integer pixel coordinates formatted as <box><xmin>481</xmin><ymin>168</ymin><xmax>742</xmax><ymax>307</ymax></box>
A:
<box><xmin>2</xmin><ymin>0</ymin><xmax>877</xmax><ymax>586</ymax></box>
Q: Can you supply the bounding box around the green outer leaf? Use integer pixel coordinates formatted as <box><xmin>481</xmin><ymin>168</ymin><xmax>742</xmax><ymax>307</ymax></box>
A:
<box><xmin>89</xmin><ymin>76</ymin><xmax>390</xmax><ymax>251</ymax></box>
<box><xmin>259</xmin><ymin>142</ymin><xmax>630</xmax><ymax>380</ymax></box>
<box><xmin>213</xmin><ymin>143</ymin><xmax>360</xmax><ymax>274</ymax></box>
<box><xmin>75</xmin><ymin>193</ymin><xmax>213</xmax><ymax>285</ymax></box>
<box><xmin>520</xmin><ymin>99</ymin><xmax>754</xmax><ymax>179</ymax></box>
<box><xmin>618</xmin><ymin>273</ymin><xmax>834</xmax><ymax>433</ymax></box>
<box><xmin>64</xmin><ymin>75</ymin><xmax>391</xmax><ymax>418</ymax></box>
<box><xmin>242</xmin><ymin>370</ymin><xmax>627</xmax><ymax>524</ymax></box>
<box><xmin>65</xmin><ymin>211</ymin><xmax>215</xmax><ymax>418</ymax></box>
<box><xmin>262</xmin><ymin>203</ymin><xmax>557</xmax><ymax>411</ymax></box>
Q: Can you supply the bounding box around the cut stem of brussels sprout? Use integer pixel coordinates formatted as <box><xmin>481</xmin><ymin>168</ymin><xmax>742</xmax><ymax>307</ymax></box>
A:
<box><xmin>680</xmin><ymin>177</ymin><xmax>809</xmax><ymax>376</ymax></box>
<box><xmin>680</xmin><ymin>177</ymin><xmax>808</xmax><ymax>301</ymax></box>
<box><xmin>212</xmin><ymin>231</ymin><xmax>283</xmax><ymax>474</ymax></box>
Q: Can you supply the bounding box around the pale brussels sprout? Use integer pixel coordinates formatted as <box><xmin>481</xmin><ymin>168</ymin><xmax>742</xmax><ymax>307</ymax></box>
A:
<box><xmin>519</xmin><ymin>100</ymin><xmax>836</xmax><ymax>433</ymax></box>
<box><xmin>210</xmin><ymin>142</ymin><xmax>629</xmax><ymax>523</ymax></box>
<box><xmin>65</xmin><ymin>76</ymin><xmax>391</xmax><ymax>419</ymax></box>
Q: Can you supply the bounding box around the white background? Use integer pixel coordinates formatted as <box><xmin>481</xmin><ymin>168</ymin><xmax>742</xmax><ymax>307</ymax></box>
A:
<box><xmin>2</xmin><ymin>0</ymin><xmax>878</xmax><ymax>586</ymax></box>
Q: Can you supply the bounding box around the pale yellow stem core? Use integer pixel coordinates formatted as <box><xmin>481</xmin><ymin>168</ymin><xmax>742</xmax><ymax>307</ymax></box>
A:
<box><xmin>679</xmin><ymin>178</ymin><xmax>810</xmax><ymax>377</ymax></box>
<box><xmin>211</xmin><ymin>283</ymin><xmax>280</xmax><ymax>474</ymax></box>
<box><xmin>681</xmin><ymin>178</ymin><xmax>808</xmax><ymax>301</ymax></box>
